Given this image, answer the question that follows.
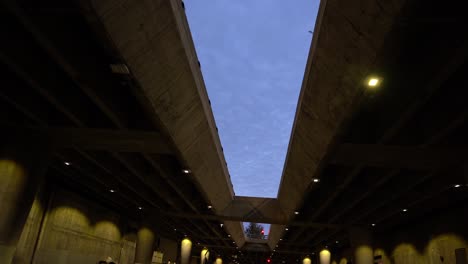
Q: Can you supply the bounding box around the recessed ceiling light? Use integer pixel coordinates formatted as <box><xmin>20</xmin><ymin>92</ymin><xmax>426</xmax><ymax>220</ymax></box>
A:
<box><xmin>174</xmin><ymin>228</ymin><xmax>177</xmax><ymax>231</ymax></box>
<box><xmin>276</xmin><ymin>245</ymin><xmax>278</xmax><ymax>248</ymax></box>
<box><xmin>109</xmin><ymin>189</ymin><xmax>115</xmax><ymax>193</ymax></box>
<box><xmin>312</xmin><ymin>178</ymin><xmax>320</xmax><ymax>183</ymax></box>
<box><xmin>182</xmin><ymin>169</ymin><xmax>191</xmax><ymax>174</ymax></box>
<box><xmin>207</xmin><ymin>205</ymin><xmax>212</xmax><ymax>209</ymax></box>
<box><xmin>138</xmin><ymin>206</ymin><xmax>143</xmax><ymax>210</ymax></box>
<box><xmin>232</xmin><ymin>241</ymin><xmax>235</xmax><ymax>244</ymax></box>
<box><xmin>336</xmin><ymin>241</ymin><xmax>339</xmax><ymax>243</ymax></box>
<box><xmin>285</xmin><ymin>227</ymin><xmax>289</xmax><ymax>231</ymax></box>
<box><xmin>402</xmin><ymin>208</ymin><xmax>408</xmax><ymax>212</ymax></box>
<box><xmin>367</xmin><ymin>77</ymin><xmax>380</xmax><ymax>87</ymax></box>
<box><xmin>454</xmin><ymin>184</ymin><xmax>461</xmax><ymax>188</ymax></box>
<box><xmin>372</xmin><ymin>223</ymin><xmax>376</xmax><ymax>227</ymax></box>
<box><xmin>279</xmin><ymin>238</ymin><xmax>283</xmax><ymax>241</ymax></box>
<box><xmin>228</xmin><ymin>235</ymin><xmax>231</xmax><ymax>237</ymax></box>
<box><xmin>294</xmin><ymin>211</ymin><xmax>299</xmax><ymax>215</ymax></box>
<box><xmin>64</xmin><ymin>161</ymin><xmax>71</xmax><ymax>166</ymax></box>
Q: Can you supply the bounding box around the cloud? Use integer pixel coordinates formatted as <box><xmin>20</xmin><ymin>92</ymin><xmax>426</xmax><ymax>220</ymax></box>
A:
<box><xmin>186</xmin><ymin>0</ymin><xmax>319</xmax><ymax>197</ymax></box>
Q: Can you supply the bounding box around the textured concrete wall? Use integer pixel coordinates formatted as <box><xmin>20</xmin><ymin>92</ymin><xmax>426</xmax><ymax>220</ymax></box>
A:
<box><xmin>30</xmin><ymin>188</ymin><xmax>135</xmax><ymax>264</ymax></box>
<box><xmin>374</xmin><ymin>205</ymin><xmax>468</xmax><ymax>264</ymax></box>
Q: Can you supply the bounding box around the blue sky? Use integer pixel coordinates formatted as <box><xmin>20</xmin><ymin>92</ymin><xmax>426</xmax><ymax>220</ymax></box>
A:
<box><xmin>185</xmin><ymin>1</ymin><xmax>319</xmax><ymax>198</ymax></box>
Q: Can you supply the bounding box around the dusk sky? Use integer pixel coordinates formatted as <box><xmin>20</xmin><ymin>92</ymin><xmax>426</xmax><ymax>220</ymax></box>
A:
<box><xmin>186</xmin><ymin>1</ymin><xmax>319</xmax><ymax>198</ymax></box>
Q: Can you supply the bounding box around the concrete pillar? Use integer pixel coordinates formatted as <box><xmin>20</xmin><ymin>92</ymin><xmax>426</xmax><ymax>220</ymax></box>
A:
<box><xmin>201</xmin><ymin>248</ymin><xmax>210</xmax><ymax>264</ymax></box>
<box><xmin>181</xmin><ymin>238</ymin><xmax>192</xmax><ymax>264</ymax></box>
<box><xmin>349</xmin><ymin>227</ymin><xmax>373</xmax><ymax>264</ymax></box>
<box><xmin>0</xmin><ymin>131</ymin><xmax>51</xmax><ymax>264</ymax></box>
<box><xmin>160</xmin><ymin>237</ymin><xmax>178</xmax><ymax>263</ymax></box>
<box><xmin>134</xmin><ymin>227</ymin><xmax>156</xmax><ymax>264</ymax></box>
<box><xmin>320</xmin><ymin>249</ymin><xmax>331</xmax><ymax>264</ymax></box>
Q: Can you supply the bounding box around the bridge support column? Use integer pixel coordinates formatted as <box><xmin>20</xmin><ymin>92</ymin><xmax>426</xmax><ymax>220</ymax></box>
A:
<box><xmin>201</xmin><ymin>248</ymin><xmax>210</xmax><ymax>264</ymax></box>
<box><xmin>134</xmin><ymin>227</ymin><xmax>156</xmax><ymax>264</ymax></box>
<box><xmin>181</xmin><ymin>238</ymin><xmax>192</xmax><ymax>264</ymax></box>
<box><xmin>320</xmin><ymin>249</ymin><xmax>331</xmax><ymax>264</ymax></box>
<box><xmin>349</xmin><ymin>227</ymin><xmax>373</xmax><ymax>264</ymax></box>
<box><xmin>0</xmin><ymin>131</ymin><xmax>51</xmax><ymax>264</ymax></box>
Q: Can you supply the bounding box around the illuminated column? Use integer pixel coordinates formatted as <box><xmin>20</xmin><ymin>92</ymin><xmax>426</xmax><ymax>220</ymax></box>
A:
<box><xmin>320</xmin><ymin>249</ymin><xmax>331</xmax><ymax>264</ymax></box>
<box><xmin>338</xmin><ymin>258</ymin><xmax>348</xmax><ymax>264</ymax></box>
<box><xmin>215</xmin><ymin>257</ymin><xmax>223</xmax><ymax>264</ymax></box>
<box><xmin>0</xmin><ymin>132</ymin><xmax>51</xmax><ymax>264</ymax></box>
<box><xmin>134</xmin><ymin>227</ymin><xmax>155</xmax><ymax>264</ymax></box>
<box><xmin>181</xmin><ymin>238</ymin><xmax>193</xmax><ymax>264</ymax></box>
<box><xmin>303</xmin><ymin>256</ymin><xmax>311</xmax><ymax>264</ymax></box>
<box><xmin>201</xmin><ymin>248</ymin><xmax>210</xmax><ymax>264</ymax></box>
<box><xmin>349</xmin><ymin>227</ymin><xmax>373</xmax><ymax>264</ymax></box>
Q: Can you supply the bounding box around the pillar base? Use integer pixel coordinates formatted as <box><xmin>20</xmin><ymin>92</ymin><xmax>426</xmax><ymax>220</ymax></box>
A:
<box><xmin>0</xmin><ymin>245</ymin><xmax>16</xmax><ymax>264</ymax></box>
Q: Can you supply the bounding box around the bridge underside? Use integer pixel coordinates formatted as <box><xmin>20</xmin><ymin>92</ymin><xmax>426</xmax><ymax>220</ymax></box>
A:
<box><xmin>0</xmin><ymin>0</ymin><xmax>467</xmax><ymax>263</ymax></box>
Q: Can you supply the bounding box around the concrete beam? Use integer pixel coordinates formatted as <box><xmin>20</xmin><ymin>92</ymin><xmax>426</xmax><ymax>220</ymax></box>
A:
<box><xmin>1</xmin><ymin>126</ymin><xmax>173</xmax><ymax>154</ymax></box>
<box><xmin>91</xmin><ymin>0</ymin><xmax>245</xmax><ymax>245</ymax></box>
<box><xmin>161</xmin><ymin>211</ymin><xmax>341</xmax><ymax>228</ymax></box>
<box><xmin>330</xmin><ymin>144</ymin><xmax>467</xmax><ymax>170</ymax></box>
<box><xmin>269</xmin><ymin>0</ymin><xmax>408</xmax><ymax>249</ymax></box>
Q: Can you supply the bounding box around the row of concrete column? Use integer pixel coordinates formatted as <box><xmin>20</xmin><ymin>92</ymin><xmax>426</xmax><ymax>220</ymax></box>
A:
<box><xmin>135</xmin><ymin>232</ymin><xmax>223</xmax><ymax>264</ymax></box>
<box><xmin>301</xmin><ymin>227</ymin><xmax>373</xmax><ymax>264</ymax></box>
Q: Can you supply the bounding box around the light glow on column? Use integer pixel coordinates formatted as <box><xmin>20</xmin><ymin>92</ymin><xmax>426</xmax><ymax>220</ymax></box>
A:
<box><xmin>320</xmin><ymin>249</ymin><xmax>331</xmax><ymax>264</ymax></box>
<box><xmin>181</xmin><ymin>238</ymin><xmax>193</xmax><ymax>264</ymax></box>
<box><xmin>201</xmin><ymin>249</ymin><xmax>210</xmax><ymax>264</ymax></box>
<box><xmin>303</xmin><ymin>257</ymin><xmax>311</xmax><ymax>264</ymax></box>
<box><xmin>355</xmin><ymin>246</ymin><xmax>373</xmax><ymax>264</ymax></box>
<box><xmin>216</xmin><ymin>257</ymin><xmax>223</xmax><ymax>264</ymax></box>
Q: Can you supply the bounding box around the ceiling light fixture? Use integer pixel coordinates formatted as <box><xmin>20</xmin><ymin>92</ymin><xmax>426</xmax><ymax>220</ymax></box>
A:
<box><xmin>138</xmin><ymin>206</ymin><xmax>143</xmax><ymax>210</ymax></box>
<box><xmin>454</xmin><ymin>184</ymin><xmax>461</xmax><ymax>188</ymax></box>
<box><xmin>402</xmin><ymin>208</ymin><xmax>408</xmax><ymax>212</ymax></box>
<box><xmin>312</xmin><ymin>178</ymin><xmax>320</xmax><ymax>183</ymax></box>
<box><xmin>228</xmin><ymin>235</ymin><xmax>231</xmax><ymax>237</ymax></box>
<box><xmin>285</xmin><ymin>227</ymin><xmax>289</xmax><ymax>231</ymax></box>
<box><xmin>294</xmin><ymin>211</ymin><xmax>299</xmax><ymax>215</ymax></box>
<box><xmin>207</xmin><ymin>205</ymin><xmax>212</xmax><ymax>209</ymax></box>
<box><xmin>64</xmin><ymin>161</ymin><xmax>71</xmax><ymax>166</ymax></box>
<box><xmin>372</xmin><ymin>223</ymin><xmax>376</xmax><ymax>227</ymax></box>
<box><xmin>368</xmin><ymin>78</ymin><xmax>380</xmax><ymax>87</ymax></box>
<box><xmin>182</xmin><ymin>169</ymin><xmax>191</xmax><ymax>174</ymax></box>
<box><xmin>109</xmin><ymin>189</ymin><xmax>115</xmax><ymax>193</ymax></box>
